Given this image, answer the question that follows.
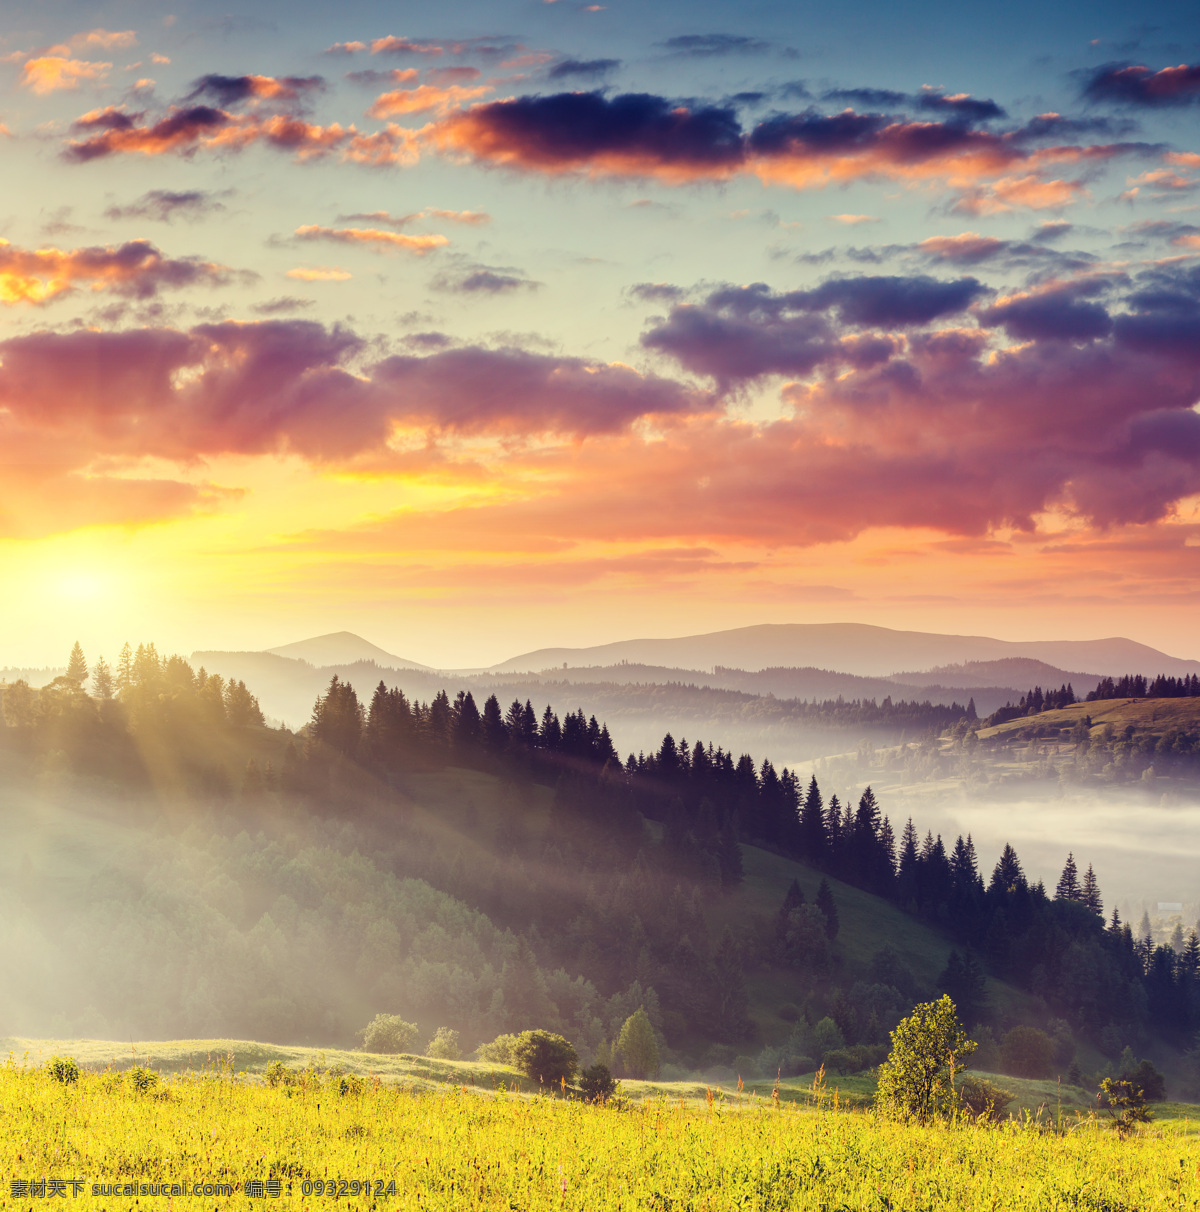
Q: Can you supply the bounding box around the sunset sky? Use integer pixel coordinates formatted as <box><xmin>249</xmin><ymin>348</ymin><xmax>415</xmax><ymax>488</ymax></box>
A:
<box><xmin>1</xmin><ymin>0</ymin><xmax>1199</xmax><ymax>669</ymax></box>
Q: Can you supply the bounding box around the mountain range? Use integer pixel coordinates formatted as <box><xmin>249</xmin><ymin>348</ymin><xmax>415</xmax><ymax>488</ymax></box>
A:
<box><xmin>260</xmin><ymin>624</ymin><xmax>1200</xmax><ymax>682</ymax></box>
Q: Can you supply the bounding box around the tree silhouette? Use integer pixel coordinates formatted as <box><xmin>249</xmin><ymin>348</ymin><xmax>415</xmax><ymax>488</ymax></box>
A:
<box><xmin>66</xmin><ymin>642</ymin><xmax>88</xmax><ymax>685</ymax></box>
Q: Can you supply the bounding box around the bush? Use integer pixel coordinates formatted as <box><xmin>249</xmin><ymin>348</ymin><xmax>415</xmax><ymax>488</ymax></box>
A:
<box><xmin>425</xmin><ymin>1027</ymin><xmax>462</xmax><ymax>1061</ymax></box>
<box><xmin>999</xmin><ymin>1026</ymin><xmax>1056</xmax><ymax>1078</ymax></box>
<box><xmin>959</xmin><ymin>1076</ymin><xmax>1015</xmax><ymax>1121</ymax></box>
<box><xmin>578</xmin><ymin>1062</ymin><xmax>618</xmax><ymax>1104</ymax></box>
<box><xmin>127</xmin><ymin>1066</ymin><xmax>160</xmax><ymax>1094</ymax></box>
<box><xmin>824</xmin><ymin>1044</ymin><xmax>887</xmax><ymax>1075</ymax></box>
<box><xmin>512</xmin><ymin>1030</ymin><xmax>578</xmax><ymax>1088</ymax></box>
<box><xmin>338</xmin><ymin>1073</ymin><xmax>365</xmax><ymax>1097</ymax></box>
<box><xmin>47</xmin><ymin>1056</ymin><xmax>80</xmax><ymax>1085</ymax></box>
<box><xmin>264</xmin><ymin>1061</ymin><xmax>296</xmax><ymax>1088</ymax></box>
<box><xmin>875</xmin><ymin>996</ymin><xmax>976</xmax><ymax>1124</ymax></box>
<box><xmin>475</xmin><ymin>1033</ymin><xmax>519</xmax><ymax>1065</ymax></box>
<box><xmin>358</xmin><ymin>1014</ymin><xmax>419</xmax><ymax>1055</ymax></box>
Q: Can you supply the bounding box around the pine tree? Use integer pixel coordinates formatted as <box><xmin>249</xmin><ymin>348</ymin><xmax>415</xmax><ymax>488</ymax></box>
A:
<box><xmin>989</xmin><ymin>844</ymin><xmax>1025</xmax><ymax>896</ymax></box>
<box><xmin>1055</xmin><ymin>853</ymin><xmax>1081</xmax><ymax>901</ymax></box>
<box><xmin>66</xmin><ymin>642</ymin><xmax>88</xmax><ymax>685</ymax></box>
<box><xmin>311</xmin><ymin>675</ymin><xmax>363</xmax><ymax>758</ymax></box>
<box><xmin>115</xmin><ymin>642</ymin><xmax>133</xmax><ymax>694</ymax></box>
<box><xmin>896</xmin><ymin>818</ymin><xmax>920</xmax><ymax>906</ymax></box>
<box><xmin>816</xmin><ymin>877</ymin><xmax>839</xmax><ymax>940</ymax></box>
<box><xmin>1081</xmin><ymin>865</ymin><xmax>1103</xmax><ymax>916</ymax></box>
<box><xmin>91</xmin><ymin>656</ymin><xmax>114</xmax><ymax>701</ymax></box>
<box><xmin>798</xmin><ymin>776</ymin><xmax>826</xmax><ymax>863</ymax></box>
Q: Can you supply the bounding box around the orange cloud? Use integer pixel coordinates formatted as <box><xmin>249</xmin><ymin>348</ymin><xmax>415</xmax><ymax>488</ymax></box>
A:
<box><xmin>370</xmin><ymin>35</ymin><xmax>444</xmax><ymax>56</ymax></box>
<box><xmin>427</xmin><ymin>208</ymin><xmax>490</xmax><ymax>225</ymax></box>
<box><xmin>21</xmin><ymin>56</ymin><xmax>111</xmax><ymax>94</ymax></box>
<box><xmin>423</xmin><ymin>93</ymin><xmax>1144</xmax><ymax>207</ymax></box>
<box><xmin>952</xmin><ymin>175</ymin><xmax>1084</xmax><ymax>215</ymax></box>
<box><xmin>367</xmin><ymin>82</ymin><xmax>492</xmax><ymax>118</ymax></box>
<box><xmin>0</xmin><ymin>237</ymin><xmax>240</xmax><ymax>304</ymax></box>
<box><xmin>64</xmin><ymin>105</ymin><xmax>360</xmax><ymax>163</ymax></box>
<box><xmin>70</xmin><ymin>29</ymin><xmax>138</xmax><ymax>50</ymax></box>
<box><xmin>294</xmin><ymin>225</ymin><xmax>449</xmax><ymax>253</ymax></box>
<box><xmin>286</xmin><ymin>266</ymin><xmax>353</xmax><ymax>281</ymax></box>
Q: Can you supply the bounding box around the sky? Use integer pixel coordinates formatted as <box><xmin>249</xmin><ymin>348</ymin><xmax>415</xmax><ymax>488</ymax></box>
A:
<box><xmin>1</xmin><ymin>0</ymin><xmax>1199</xmax><ymax>669</ymax></box>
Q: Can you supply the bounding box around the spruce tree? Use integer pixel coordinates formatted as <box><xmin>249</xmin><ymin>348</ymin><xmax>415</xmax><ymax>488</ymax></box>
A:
<box><xmin>115</xmin><ymin>642</ymin><xmax>134</xmax><ymax>694</ymax></box>
<box><xmin>66</xmin><ymin>642</ymin><xmax>88</xmax><ymax>685</ymax></box>
<box><xmin>1055</xmin><ymin>853</ymin><xmax>1081</xmax><ymax>901</ymax></box>
<box><xmin>1081</xmin><ymin>865</ymin><xmax>1103</xmax><ymax>916</ymax></box>
<box><xmin>91</xmin><ymin>656</ymin><xmax>114</xmax><ymax>700</ymax></box>
<box><xmin>798</xmin><ymin>776</ymin><xmax>826</xmax><ymax>863</ymax></box>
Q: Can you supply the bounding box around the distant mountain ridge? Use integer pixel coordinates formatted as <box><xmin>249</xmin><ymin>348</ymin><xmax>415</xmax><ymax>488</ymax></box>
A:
<box><xmin>490</xmin><ymin>623</ymin><xmax>1200</xmax><ymax>680</ymax></box>
<box><xmin>266</xmin><ymin>631</ymin><xmax>432</xmax><ymax>671</ymax></box>
<box><xmin>889</xmin><ymin>657</ymin><xmax>1101</xmax><ymax>693</ymax></box>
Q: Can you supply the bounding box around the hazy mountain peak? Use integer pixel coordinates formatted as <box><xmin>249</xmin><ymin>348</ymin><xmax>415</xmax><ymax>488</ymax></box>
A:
<box><xmin>266</xmin><ymin>632</ymin><xmax>431</xmax><ymax>672</ymax></box>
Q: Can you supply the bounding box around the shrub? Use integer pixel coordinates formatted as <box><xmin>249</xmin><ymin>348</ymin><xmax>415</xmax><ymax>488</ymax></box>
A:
<box><xmin>338</xmin><ymin>1073</ymin><xmax>365</xmax><ymax>1097</ymax></box>
<box><xmin>875</xmin><ymin>996</ymin><xmax>976</xmax><ymax>1124</ymax></box>
<box><xmin>264</xmin><ymin>1061</ymin><xmax>296</xmax><ymax>1087</ymax></box>
<box><xmin>824</xmin><ymin>1044</ymin><xmax>887</xmax><ymax>1075</ymax></box>
<box><xmin>578</xmin><ymin>1062</ymin><xmax>618</xmax><ymax>1104</ymax></box>
<box><xmin>999</xmin><ymin>1026</ymin><xmax>1055</xmax><ymax>1078</ymax></box>
<box><xmin>475</xmin><ymin>1033</ymin><xmax>519</xmax><ymax>1065</ymax></box>
<box><xmin>512</xmin><ymin>1030</ymin><xmax>578</xmax><ymax>1088</ymax></box>
<box><xmin>48</xmin><ymin>1056</ymin><xmax>80</xmax><ymax>1085</ymax></box>
<box><xmin>358</xmin><ymin>1014</ymin><xmax>419</xmax><ymax>1055</ymax></box>
<box><xmin>616</xmin><ymin>1009</ymin><xmax>659</xmax><ymax>1080</ymax></box>
<box><xmin>959</xmin><ymin>1076</ymin><xmax>1015</xmax><ymax>1121</ymax></box>
<box><xmin>127</xmin><ymin>1066</ymin><xmax>160</xmax><ymax>1094</ymax></box>
<box><xmin>425</xmin><ymin>1027</ymin><xmax>462</xmax><ymax>1061</ymax></box>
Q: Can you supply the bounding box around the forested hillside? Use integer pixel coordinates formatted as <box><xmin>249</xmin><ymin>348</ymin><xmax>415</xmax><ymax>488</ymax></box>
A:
<box><xmin>2</xmin><ymin>644</ymin><xmax>1198</xmax><ymax>1096</ymax></box>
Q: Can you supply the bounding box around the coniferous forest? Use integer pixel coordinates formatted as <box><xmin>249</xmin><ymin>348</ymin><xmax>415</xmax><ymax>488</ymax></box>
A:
<box><xmin>2</xmin><ymin>644</ymin><xmax>1199</xmax><ymax>1097</ymax></box>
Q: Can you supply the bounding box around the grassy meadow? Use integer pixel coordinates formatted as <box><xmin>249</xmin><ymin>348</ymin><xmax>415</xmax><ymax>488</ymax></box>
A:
<box><xmin>4</xmin><ymin>1045</ymin><xmax>1199</xmax><ymax>1211</ymax></box>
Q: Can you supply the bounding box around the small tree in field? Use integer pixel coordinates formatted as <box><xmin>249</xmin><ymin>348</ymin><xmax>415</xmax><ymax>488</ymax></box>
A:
<box><xmin>512</xmin><ymin>1030</ymin><xmax>578</xmax><ymax>1088</ymax></box>
<box><xmin>358</xmin><ymin>1014</ymin><xmax>419</xmax><ymax>1054</ymax></box>
<box><xmin>616</xmin><ymin>1008</ymin><xmax>660</xmax><ymax>1080</ymax></box>
<box><xmin>1099</xmin><ymin>1077</ymin><xmax>1152</xmax><ymax>1136</ymax></box>
<box><xmin>875</xmin><ymin>995</ymin><xmax>976</xmax><ymax>1123</ymax></box>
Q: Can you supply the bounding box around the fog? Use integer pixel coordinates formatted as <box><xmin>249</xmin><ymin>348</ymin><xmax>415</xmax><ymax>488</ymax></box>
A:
<box><xmin>833</xmin><ymin>780</ymin><xmax>1200</xmax><ymax>920</ymax></box>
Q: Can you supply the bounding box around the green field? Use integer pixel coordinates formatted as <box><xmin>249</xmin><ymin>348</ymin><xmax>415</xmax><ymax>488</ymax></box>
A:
<box><xmin>3</xmin><ymin>1047</ymin><xmax>1197</xmax><ymax>1211</ymax></box>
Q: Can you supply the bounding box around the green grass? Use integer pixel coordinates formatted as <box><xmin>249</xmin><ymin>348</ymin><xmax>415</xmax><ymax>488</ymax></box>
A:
<box><xmin>977</xmin><ymin>696</ymin><xmax>1200</xmax><ymax>744</ymax></box>
<box><xmin>4</xmin><ymin>1051</ymin><xmax>1198</xmax><ymax>1211</ymax></box>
